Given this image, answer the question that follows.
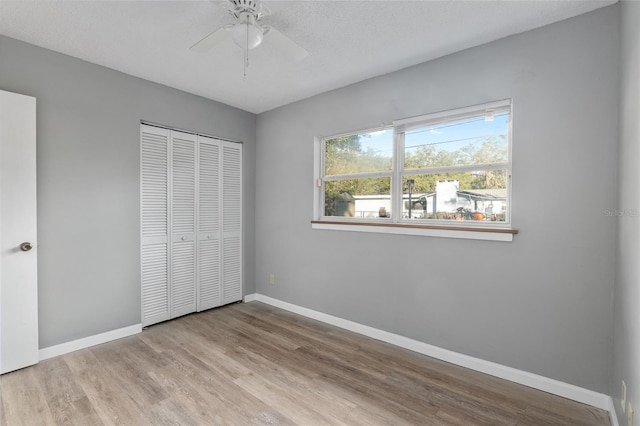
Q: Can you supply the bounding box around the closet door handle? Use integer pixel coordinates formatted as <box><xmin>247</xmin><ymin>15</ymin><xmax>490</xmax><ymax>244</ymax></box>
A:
<box><xmin>20</xmin><ymin>242</ymin><xmax>33</xmax><ymax>252</ymax></box>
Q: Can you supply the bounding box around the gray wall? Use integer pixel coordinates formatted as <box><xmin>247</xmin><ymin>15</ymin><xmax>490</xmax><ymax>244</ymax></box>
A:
<box><xmin>613</xmin><ymin>0</ymin><xmax>640</xmax><ymax>423</ymax></box>
<box><xmin>256</xmin><ymin>6</ymin><xmax>618</xmax><ymax>393</ymax></box>
<box><xmin>0</xmin><ymin>35</ymin><xmax>256</xmax><ymax>348</ymax></box>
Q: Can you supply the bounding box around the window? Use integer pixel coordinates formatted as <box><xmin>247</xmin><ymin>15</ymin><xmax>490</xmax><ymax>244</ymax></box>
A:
<box><xmin>315</xmin><ymin>100</ymin><xmax>513</xmax><ymax>236</ymax></box>
<box><xmin>322</xmin><ymin>128</ymin><xmax>394</xmax><ymax>218</ymax></box>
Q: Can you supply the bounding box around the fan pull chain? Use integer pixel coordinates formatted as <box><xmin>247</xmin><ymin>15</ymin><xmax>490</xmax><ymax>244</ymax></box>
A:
<box><xmin>243</xmin><ymin>49</ymin><xmax>248</xmax><ymax>80</ymax></box>
<box><xmin>243</xmin><ymin>21</ymin><xmax>249</xmax><ymax>80</ymax></box>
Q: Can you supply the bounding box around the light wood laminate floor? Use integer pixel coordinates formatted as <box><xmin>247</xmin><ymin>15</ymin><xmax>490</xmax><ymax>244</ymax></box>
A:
<box><xmin>1</xmin><ymin>302</ymin><xmax>610</xmax><ymax>425</ymax></box>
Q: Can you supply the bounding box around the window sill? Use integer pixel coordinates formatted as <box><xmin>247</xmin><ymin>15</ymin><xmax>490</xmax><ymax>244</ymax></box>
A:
<box><xmin>311</xmin><ymin>220</ymin><xmax>518</xmax><ymax>242</ymax></box>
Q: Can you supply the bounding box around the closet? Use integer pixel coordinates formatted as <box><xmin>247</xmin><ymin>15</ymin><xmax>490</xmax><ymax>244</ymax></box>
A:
<box><xmin>140</xmin><ymin>124</ymin><xmax>242</xmax><ymax>327</ymax></box>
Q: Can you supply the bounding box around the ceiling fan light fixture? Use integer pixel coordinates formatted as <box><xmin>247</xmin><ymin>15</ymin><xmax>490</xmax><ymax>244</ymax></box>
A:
<box><xmin>231</xmin><ymin>12</ymin><xmax>264</xmax><ymax>50</ymax></box>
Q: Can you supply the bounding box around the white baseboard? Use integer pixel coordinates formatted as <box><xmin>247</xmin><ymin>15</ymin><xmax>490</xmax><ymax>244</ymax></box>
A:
<box><xmin>247</xmin><ymin>293</ymin><xmax>612</xmax><ymax>413</ymax></box>
<box><xmin>243</xmin><ymin>293</ymin><xmax>257</xmax><ymax>303</ymax></box>
<box><xmin>39</xmin><ymin>323</ymin><xmax>142</xmax><ymax>361</ymax></box>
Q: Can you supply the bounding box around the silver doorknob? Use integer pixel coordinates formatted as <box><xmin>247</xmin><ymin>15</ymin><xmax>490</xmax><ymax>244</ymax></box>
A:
<box><xmin>20</xmin><ymin>242</ymin><xmax>33</xmax><ymax>252</ymax></box>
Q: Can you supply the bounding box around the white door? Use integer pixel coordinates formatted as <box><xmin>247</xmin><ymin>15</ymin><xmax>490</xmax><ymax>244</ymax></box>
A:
<box><xmin>0</xmin><ymin>90</ymin><xmax>38</xmax><ymax>374</ymax></box>
<box><xmin>221</xmin><ymin>142</ymin><xmax>242</xmax><ymax>304</ymax></box>
<box><xmin>197</xmin><ymin>136</ymin><xmax>221</xmax><ymax>311</ymax></box>
<box><xmin>140</xmin><ymin>125</ymin><xmax>170</xmax><ymax>327</ymax></box>
<box><xmin>170</xmin><ymin>131</ymin><xmax>197</xmax><ymax>318</ymax></box>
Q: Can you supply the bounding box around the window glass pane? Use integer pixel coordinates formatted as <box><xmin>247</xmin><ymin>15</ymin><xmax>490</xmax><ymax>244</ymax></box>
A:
<box><xmin>324</xmin><ymin>129</ymin><xmax>393</xmax><ymax>176</ymax></box>
<box><xmin>404</xmin><ymin>113</ymin><xmax>508</xmax><ymax>169</ymax></box>
<box><xmin>402</xmin><ymin>170</ymin><xmax>508</xmax><ymax>221</ymax></box>
<box><xmin>325</xmin><ymin>177</ymin><xmax>391</xmax><ymax>218</ymax></box>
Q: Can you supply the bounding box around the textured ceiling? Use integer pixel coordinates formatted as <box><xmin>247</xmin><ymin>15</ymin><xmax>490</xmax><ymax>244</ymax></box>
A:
<box><xmin>0</xmin><ymin>0</ymin><xmax>616</xmax><ymax>114</ymax></box>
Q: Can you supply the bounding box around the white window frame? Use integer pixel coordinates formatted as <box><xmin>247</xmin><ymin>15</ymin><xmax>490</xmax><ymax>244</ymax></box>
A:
<box><xmin>312</xmin><ymin>100</ymin><xmax>516</xmax><ymax>242</ymax></box>
<box><xmin>315</xmin><ymin>125</ymin><xmax>395</xmax><ymax>222</ymax></box>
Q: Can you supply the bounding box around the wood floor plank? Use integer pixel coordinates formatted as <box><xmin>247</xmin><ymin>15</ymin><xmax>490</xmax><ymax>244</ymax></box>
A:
<box><xmin>30</xmin><ymin>357</ymin><xmax>104</xmax><ymax>426</ymax></box>
<box><xmin>0</xmin><ymin>302</ymin><xmax>611</xmax><ymax>426</ymax></box>
<box><xmin>146</xmin><ymin>363</ymin><xmax>231</xmax><ymax>425</ymax></box>
<box><xmin>0</xmin><ymin>393</ymin><xmax>6</xmax><ymax>426</ymax></box>
<box><xmin>233</xmin><ymin>372</ymin><xmax>344</xmax><ymax>425</ymax></box>
<box><xmin>0</xmin><ymin>366</ymin><xmax>57</xmax><ymax>425</ymax></box>
<box><xmin>89</xmin><ymin>339</ymin><xmax>169</xmax><ymax>411</ymax></box>
<box><xmin>230</xmin><ymin>344</ymin><xmax>359</xmax><ymax>418</ymax></box>
<box><xmin>148</xmin><ymin>339</ymin><xmax>295</xmax><ymax>425</ymax></box>
<box><xmin>63</xmin><ymin>349</ymin><xmax>149</xmax><ymax>425</ymax></box>
<box><xmin>143</xmin><ymin>398</ymin><xmax>199</xmax><ymax>426</ymax></box>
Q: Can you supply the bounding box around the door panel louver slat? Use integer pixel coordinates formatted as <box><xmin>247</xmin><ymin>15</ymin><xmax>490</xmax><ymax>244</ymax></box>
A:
<box><xmin>198</xmin><ymin>238</ymin><xmax>221</xmax><ymax>311</ymax></box>
<box><xmin>222</xmin><ymin>236</ymin><xmax>242</xmax><ymax>303</ymax></box>
<box><xmin>141</xmin><ymin>131</ymin><xmax>168</xmax><ymax>238</ymax></box>
<box><xmin>222</xmin><ymin>146</ymin><xmax>241</xmax><ymax>233</ymax></box>
<box><xmin>142</xmin><ymin>243</ymin><xmax>169</xmax><ymax>323</ymax></box>
<box><xmin>199</xmin><ymin>143</ymin><xmax>220</xmax><ymax>234</ymax></box>
<box><xmin>172</xmin><ymin>241</ymin><xmax>196</xmax><ymax>317</ymax></box>
<box><xmin>172</xmin><ymin>138</ymin><xmax>196</xmax><ymax>235</ymax></box>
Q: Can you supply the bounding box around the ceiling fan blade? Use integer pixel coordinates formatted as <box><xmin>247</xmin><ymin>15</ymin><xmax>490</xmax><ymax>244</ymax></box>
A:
<box><xmin>264</xmin><ymin>27</ymin><xmax>308</xmax><ymax>61</ymax></box>
<box><xmin>190</xmin><ymin>27</ymin><xmax>230</xmax><ymax>53</ymax></box>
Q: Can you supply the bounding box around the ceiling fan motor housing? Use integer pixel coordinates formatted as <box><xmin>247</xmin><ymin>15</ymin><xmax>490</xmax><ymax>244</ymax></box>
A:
<box><xmin>227</xmin><ymin>0</ymin><xmax>267</xmax><ymax>21</ymax></box>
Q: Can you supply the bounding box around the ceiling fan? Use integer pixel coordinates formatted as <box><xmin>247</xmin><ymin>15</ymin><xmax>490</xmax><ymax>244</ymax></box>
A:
<box><xmin>191</xmin><ymin>0</ymin><xmax>309</xmax><ymax>63</ymax></box>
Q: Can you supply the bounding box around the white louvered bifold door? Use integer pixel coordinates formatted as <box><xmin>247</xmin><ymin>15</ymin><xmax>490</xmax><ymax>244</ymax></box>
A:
<box><xmin>197</xmin><ymin>136</ymin><xmax>222</xmax><ymax>311</ymax></box>
<box><xmin>221</xmin><ymin>141</ymin><xmax>242</xmax><ymax>304</ymax></box>
<box><xmin>170</xmin><ymin>131</ymin><xmax>197</xmax><ymax>318</ymax></box>
<box><xmin>141</xmin><ymin>125</ymin><xmax>242</xmax><ymax>325</ymax></box>
<box><xmin>140</xmin><ymin>125</ymin><xmax>170</xmax><ymax>327</ymax></box>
